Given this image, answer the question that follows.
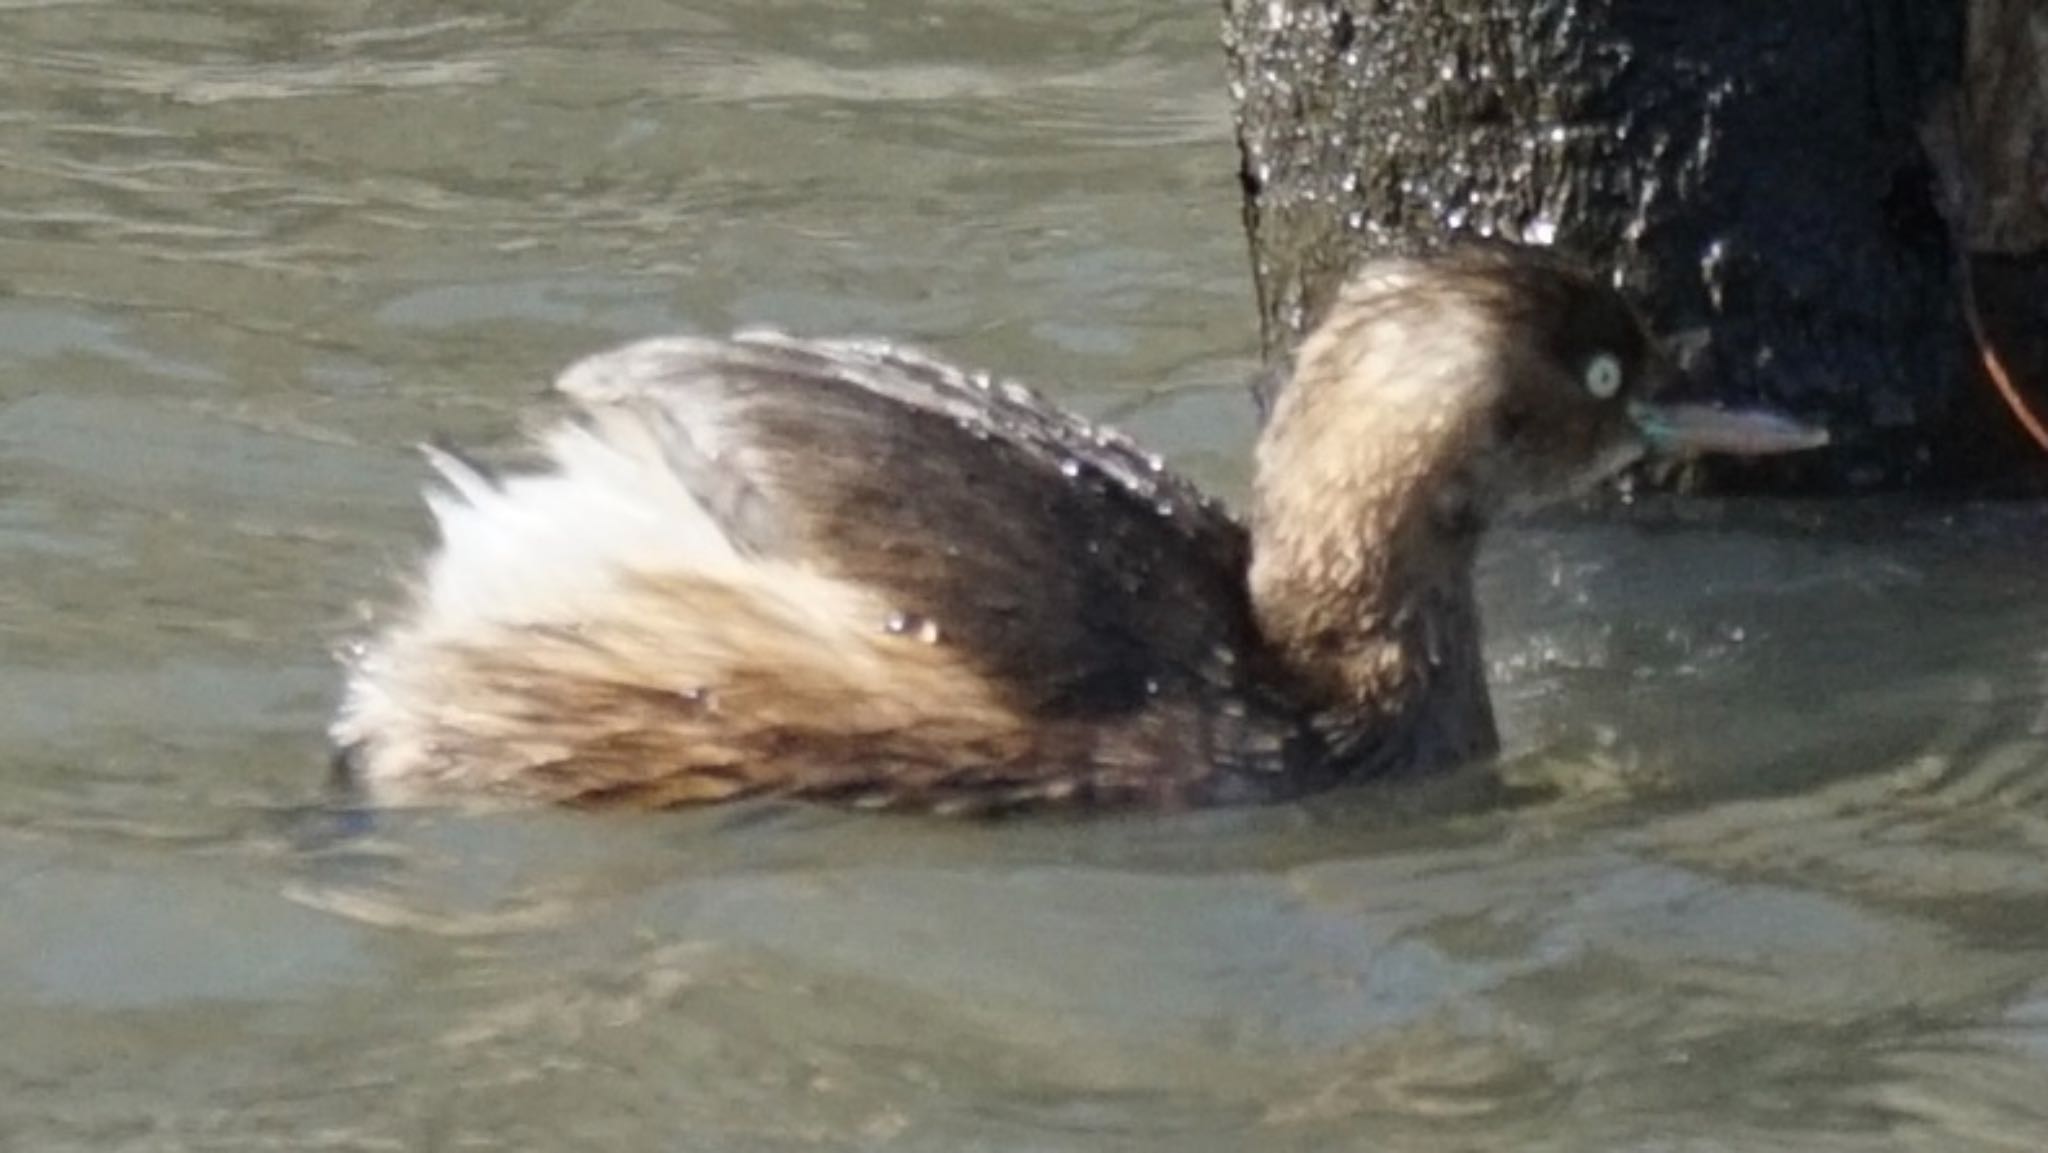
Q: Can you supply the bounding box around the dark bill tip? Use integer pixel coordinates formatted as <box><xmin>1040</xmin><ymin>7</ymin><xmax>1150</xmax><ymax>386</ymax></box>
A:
<box><xmin>1628</xmin><ymin>401</ymin><xmax>1831</xmax><ymax>457</ymax></box>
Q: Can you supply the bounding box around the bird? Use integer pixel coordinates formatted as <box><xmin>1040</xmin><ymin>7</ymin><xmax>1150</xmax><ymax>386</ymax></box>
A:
<box><xmin>330</xmin><ymin>243</ymin><xmax>1827</xmax><ymax>814</ymax></box>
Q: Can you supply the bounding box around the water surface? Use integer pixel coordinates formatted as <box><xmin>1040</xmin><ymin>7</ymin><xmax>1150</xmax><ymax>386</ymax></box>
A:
<box><xmin>3</xmin><ymin>3</ymin><xmax>2047</xmax><ymax>1150</ymax></box>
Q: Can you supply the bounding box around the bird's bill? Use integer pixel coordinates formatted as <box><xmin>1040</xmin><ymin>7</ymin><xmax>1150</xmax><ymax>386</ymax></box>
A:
<box><xmin>1628</xmin><ymin>401</ymin><xmax>1830</xmax><ymax>456</ymax></box>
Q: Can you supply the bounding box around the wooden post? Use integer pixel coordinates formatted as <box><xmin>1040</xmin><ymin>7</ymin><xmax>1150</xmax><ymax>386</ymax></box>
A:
<box><xmin>1223</xmin><ymin>0</ymin><xmax>2044</xmax><ymax>490</ymax></box>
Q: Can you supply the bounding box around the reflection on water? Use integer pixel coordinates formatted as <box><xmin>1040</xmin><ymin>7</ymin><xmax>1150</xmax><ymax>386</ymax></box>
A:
<box><xmin>2</xmin><ymin>2</ymin><xmax>2046</xmax><ymax>1149</ymax></box>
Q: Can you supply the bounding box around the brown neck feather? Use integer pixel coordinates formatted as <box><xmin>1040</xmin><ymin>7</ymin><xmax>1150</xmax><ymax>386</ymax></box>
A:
<box><xmin>1248</xmin><ymin>482</ymin><xmax>1498</xmax><ymax>770</ymax></box>
<box><xmin>1249</xmin><ymin>455</ymin><xmax>1479</xmax><ymax>676</ymax></box>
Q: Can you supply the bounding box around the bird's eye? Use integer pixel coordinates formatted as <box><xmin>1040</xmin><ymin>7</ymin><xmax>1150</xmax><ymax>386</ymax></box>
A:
<box><xmin>1582</xmin><ymin>352</ymin><xmax>1624</xmax><ymax>399</ymax></box>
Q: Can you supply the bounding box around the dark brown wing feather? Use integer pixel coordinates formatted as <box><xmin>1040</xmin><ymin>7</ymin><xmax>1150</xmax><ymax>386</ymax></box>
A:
<box><xmin>562</xmin><ymin>334</ymin><xmax>1261</xmax><ymax>721</ymax></box>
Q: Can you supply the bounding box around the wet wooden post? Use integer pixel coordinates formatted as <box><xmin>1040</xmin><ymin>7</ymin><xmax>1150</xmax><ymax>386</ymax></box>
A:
<box><xmin>1941</xmin><ymin>0</ymin><xmax>2048</xmax><ymax>466</ymax></box>
<box><xmin>1223</xmin><ymin>0</ymin><xmax>2047</xmax><ymax>490</ymax></box>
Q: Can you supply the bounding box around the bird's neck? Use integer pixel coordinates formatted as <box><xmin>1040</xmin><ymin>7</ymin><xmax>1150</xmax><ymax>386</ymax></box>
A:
<box><xmin>1247</xmin><ymin>484</ymin><xmax>1499</xmax><ymax>773</ymax></box>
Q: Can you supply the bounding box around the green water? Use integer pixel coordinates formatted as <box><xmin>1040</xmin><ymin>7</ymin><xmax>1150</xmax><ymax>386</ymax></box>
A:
<box><xmin>3</xmin><ymin>4</ymin><xmax>2047</xmax><ymax>1149</ymax></box>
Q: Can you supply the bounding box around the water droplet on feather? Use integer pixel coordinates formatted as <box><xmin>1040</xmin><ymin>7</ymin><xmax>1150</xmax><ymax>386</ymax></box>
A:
<box><xmin>886</xmin><ymin>612</ymin><xmax>942</xmax><ymax>644</ymax></box>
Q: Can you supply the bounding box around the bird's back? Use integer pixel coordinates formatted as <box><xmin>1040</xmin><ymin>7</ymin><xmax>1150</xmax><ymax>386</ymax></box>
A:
<box><xmin>335</xmin><ymin>334</ymin><xmax>1312</xmax><ymax>811</ymax></box>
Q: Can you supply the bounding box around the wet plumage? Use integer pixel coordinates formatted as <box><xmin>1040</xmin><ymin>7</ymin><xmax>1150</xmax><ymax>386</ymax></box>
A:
<box><xmin>332</xmin><ymin>244</ymin><xmax>1824</xmax><ymax>813</ymax></box>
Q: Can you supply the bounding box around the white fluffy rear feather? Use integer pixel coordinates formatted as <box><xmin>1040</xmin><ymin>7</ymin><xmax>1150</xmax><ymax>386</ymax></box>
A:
<box><xmin>333</xmin><ymin>337</ymin><xmax>979</xmax><ymax>802</ymax></box>
<box><xmin>414</xmin><ymin>412</ymin><xmax>750</xmax><ymax>635</ymax></box>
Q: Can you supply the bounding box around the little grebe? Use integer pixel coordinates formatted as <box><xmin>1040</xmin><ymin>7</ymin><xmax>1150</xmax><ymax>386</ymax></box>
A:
<box><xmin>333</xmin><ymin>244</ymin><xmax>1825</xmax><ymax>813</ymax></box>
